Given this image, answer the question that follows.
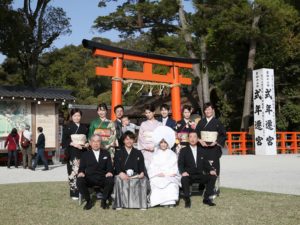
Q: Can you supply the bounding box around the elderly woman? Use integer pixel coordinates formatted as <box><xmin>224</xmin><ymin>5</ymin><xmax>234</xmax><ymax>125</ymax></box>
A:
<box><xmin>113</xmin><ymin>131</ymin><xmax>148</xmax><ymax>210</ymax></box>
<box><xmin>148</xmin><ymin>126</ymin><xmax>181</xmax><ymax>207</ymax></box>
<box><xmin>62</xmin><ymin>108</ymin><xmax>89</xmax><ymax>200</ymax></box>
<box><xmin>88</xmin><ymin>103</ymin><xmax>116</xmax><ymax>158</ymax></box>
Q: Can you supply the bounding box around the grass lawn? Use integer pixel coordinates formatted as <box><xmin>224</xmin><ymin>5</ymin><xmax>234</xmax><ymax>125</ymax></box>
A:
<box><xmin>0</xmin><ymin>182</ymin><xmax>299</xmax><ymax>225</ymax></box>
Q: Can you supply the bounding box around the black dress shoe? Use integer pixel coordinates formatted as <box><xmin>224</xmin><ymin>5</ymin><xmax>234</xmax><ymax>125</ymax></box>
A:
<box><xmin>101</xmin><ymin>200</ymin><xmax>108</xmax><ymax>209</ymax></box>
<box><xmin>42</xmin><ymin>168</ymin><xmax>49</xmax><ymax>171</ymax></box>
<box><xmin>203</xmin><ymin>199</ymin><xmax>216</xmax><ymax>206</ymax></box>
<box><xmin>83</xmin><ymin>201</ymin><xmax>93</xmax><ymax>210</ymax></box>
<box><xmin>184</xmin><ymin>198</ymin><xmax>191</xmax><ymax>208</ymax></box>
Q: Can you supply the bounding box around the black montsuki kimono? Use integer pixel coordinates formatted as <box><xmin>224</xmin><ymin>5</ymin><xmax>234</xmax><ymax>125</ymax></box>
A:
<box><xmin>195</xmin><ymin>117</ymin><xmax>226</xmax><ymax>175</ymax></box>
<box><xmin>176</xmin><ymin>119</ymin><xmax>196</xmax><ymax>147</ymax></box>
<box><xmin>62</xmin><ymin>122</ymin><xmax>88</xmax><ymax>198</ymax></box>
<box><xmin>113</xmin><ymin>147</ymin><xmax>148</xmax><ymax>209</ymax></box>
<box><xmin>114</xmin><ymin>147</ymin><xmax>146</xmax><ymax>176</ymax></box>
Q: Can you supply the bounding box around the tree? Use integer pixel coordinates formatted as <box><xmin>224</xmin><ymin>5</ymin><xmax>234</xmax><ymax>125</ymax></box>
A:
<box><xmin>94</xmin><ymin>0</ymin><xmax>214</xmax><ymax>114</ymax></box>
<box><xmin>178</xmin><ymin>0</ymin><xmax>204</xmax><ymax>113</ymax></box>
<box><xmin>0</xmin><ymin>0</ymin><xmax>71</xmax><ymax>88</ymax></box>
<box><xmin>198</xmin><ymin>0</ymin><xmax>299</xmax><ymax>130</ymax></box>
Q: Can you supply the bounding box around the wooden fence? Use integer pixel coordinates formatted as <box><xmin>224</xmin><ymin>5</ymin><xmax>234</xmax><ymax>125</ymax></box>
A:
<box><xmin>226</xmin><ymin>132</ymin><xmax>300</xmax><ymax>154</ymax></box>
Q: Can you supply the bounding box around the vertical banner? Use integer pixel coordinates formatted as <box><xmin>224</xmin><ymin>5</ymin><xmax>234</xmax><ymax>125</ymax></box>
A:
<box><xmin>253</xmin><ymin>68</ymin><xmax>277</xmax><ymax>155</ymax></box>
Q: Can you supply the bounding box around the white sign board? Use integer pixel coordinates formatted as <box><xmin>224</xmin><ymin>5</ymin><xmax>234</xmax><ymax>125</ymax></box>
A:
<box><xmin>36</xmin><ymin>104</ymin><xmax>56</xmax><ymax>148</ymax></box>
<box><xmin>253</xmin><ymin>68</ymin><xmax>277</xmax><ymax>155</ymax></box>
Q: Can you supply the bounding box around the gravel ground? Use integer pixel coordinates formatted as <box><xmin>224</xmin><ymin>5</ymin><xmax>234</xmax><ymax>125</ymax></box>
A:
<box><xmin>220</xmin><ymin>154</ymin><xmax>300</xmax><ymax>195</ymax></box>
<box><xmin>0</xmin><ymin>154</ymin><xmax>299</xmax><ymax>195</ymax></box>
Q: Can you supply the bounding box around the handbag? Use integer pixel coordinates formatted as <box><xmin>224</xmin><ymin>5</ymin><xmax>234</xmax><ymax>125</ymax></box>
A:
<box><xmin>12</xmin><ymin>136</ymin><xmax>21</xmax><ymax>151</ymax></box>
<box><xmin>21</xmin><ymin>132</ymin><xmax>31</xmax><ymax>148</ymax></box>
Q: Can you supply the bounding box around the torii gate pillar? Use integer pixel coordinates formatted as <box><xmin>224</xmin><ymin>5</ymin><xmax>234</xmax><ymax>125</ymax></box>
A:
<box><xmin>111</xmin><ymin>57</ymin><xmax>123</xmax><ymax>120</ymax></box>
<box><xmin>171</xmin><ymin>66</ymin><xmax>181</xmax><ymax>121</ymax></box>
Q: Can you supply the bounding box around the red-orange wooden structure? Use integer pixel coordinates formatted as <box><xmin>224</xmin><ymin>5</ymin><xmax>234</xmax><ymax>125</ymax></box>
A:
<box><xmin>82</xmin><ymin>39</ymin><xmax>199</xmax><ymax>121</ymax></box>
<box><xmin>226</xmin><ymin>131</ymin><xmax>300</xmax><ymax>155</ymax></box>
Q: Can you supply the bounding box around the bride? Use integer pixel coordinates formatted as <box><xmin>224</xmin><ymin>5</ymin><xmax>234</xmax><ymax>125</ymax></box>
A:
<box><xmin>148</xmin><ymin>126</ymin><xmax>181</xmax><ymax>207</ymax></box>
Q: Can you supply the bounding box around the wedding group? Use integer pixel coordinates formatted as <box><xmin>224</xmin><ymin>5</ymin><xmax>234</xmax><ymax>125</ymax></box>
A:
<box><xmin>62</xmin><ymin>102</ymin><xmax>226</xmax><ymax>210</ymax></box>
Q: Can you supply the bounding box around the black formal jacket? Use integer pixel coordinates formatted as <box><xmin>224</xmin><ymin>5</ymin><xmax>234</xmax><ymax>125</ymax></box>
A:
<box><xmin>62</xmin><ymin>122</ymin><xmax>88</xmax><ymax>159</ymax></box>
<box><xmin>36</xmin><ymin>133</ymin><xmax>45</xmax><ymax>149</ymax></box>
<box><xmin>114</xmin><ymin>119</ymin><xmax>123</xmax><ymax>147</ymax></box>
<box><xmin>114</xmin><ymin>147</ymin><xmax>145</xmax><ymax>175</ymax></box>
<box><xmin>178</xmin><ymin>145</ymin><xmax>214</xmax><ymax>175</ymax></box>
<box><xmin>78</xmin><ymin>149</ymin><xmax>113</xmax><ymax>178</ymax></box>
<box><xmin>157</xmin><ymin>116</ymin><xmax>177</xmax><ymax>131</ymax></box>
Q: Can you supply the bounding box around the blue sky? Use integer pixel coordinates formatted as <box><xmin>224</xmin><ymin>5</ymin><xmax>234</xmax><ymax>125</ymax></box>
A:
<box><xmin>0</xmin><ymin>0</ymin><xmax>194</xmax><ymax>63</ymax></box>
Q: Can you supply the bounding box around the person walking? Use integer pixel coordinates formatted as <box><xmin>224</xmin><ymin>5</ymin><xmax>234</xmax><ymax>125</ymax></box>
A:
<box><xmin>32</xmin><ymin>127</ymin><xmax>48</xmax><ymax>171</ymax></box>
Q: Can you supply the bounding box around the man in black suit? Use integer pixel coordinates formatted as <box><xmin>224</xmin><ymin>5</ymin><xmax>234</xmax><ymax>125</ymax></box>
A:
<box><xmin>32</xmin><ymin>127</ymin><xmax>48</xmax><ymax>171</ymax></box>
<box><xmin>178</xmin><ymin>131</ymin><xmax>217</xmax><ymax>207</ymax></box>
<box><xmin>77</xmin><ymin>134</ymin><xmax>114</xmax><ymax>210</ymax></box>
<box><xmin>114</xmin><ymin>105</ymin><xmax>124</xmax><ymax>148</ymax></box>
<box><xmin>158</xmin><ymin>104</ymin><xmax>176</xmax><ymax>131</ymax></box>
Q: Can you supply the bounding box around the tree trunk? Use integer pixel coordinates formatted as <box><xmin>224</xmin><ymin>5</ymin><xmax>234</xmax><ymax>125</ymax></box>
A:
<box><xmin>178</xmin><ymin>0</ymin><xmax>204</xmax><ymax>115</ymax></box>
<box><xmin>240</xmin><ymin>13</ymin><xmax>260</xmax><ymax>130</ymax></box>
<box><xmin>22</xmin><ymin>60</ymin><xmax>38</xmax><ymax>88</ymax></box>
<box><xmin>200</xmin><ymin>35</ymin><xmax>210</xmax><ymax>104</ymax></box>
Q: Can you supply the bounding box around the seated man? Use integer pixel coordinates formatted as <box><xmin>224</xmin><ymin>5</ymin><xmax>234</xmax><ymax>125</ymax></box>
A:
<box><xmin>178</xmin><ymin>131</ymin><xmax>217</xmax><ymax>207</ymax></box>
<box><xmin>77</xmin><ymin>134</ymin><xmax>114</xmax><ymax>210</ymax></box>
<box><xmin>113</xmin><ymin>131</ymin><xmax>148</xmax><ymax>210</ymax></box>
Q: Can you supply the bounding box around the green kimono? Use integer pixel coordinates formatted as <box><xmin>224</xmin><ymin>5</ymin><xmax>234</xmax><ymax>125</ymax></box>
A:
<box><xmin>88</xmin><ymin>118</ymin><xmax>116</xmax><ymax>158</ymax></box>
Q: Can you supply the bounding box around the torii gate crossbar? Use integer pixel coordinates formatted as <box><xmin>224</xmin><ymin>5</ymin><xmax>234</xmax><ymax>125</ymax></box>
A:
<box><xmin>82</xmin><ymin>39</ymin><xmax>199</xmax><ymax>121</ymax></box>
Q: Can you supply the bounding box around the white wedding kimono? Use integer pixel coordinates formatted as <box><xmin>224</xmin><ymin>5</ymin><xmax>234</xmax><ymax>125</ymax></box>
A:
<box><xmin>148</xmin><ymin>148</ymin><xmax>181</xmax><ymax>207</ymax></box>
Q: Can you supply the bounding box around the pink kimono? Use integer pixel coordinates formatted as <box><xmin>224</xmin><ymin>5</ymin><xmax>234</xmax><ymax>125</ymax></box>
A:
<box><xmin>137</xmin><ymin>119</ymin><xmax>162</xmax><ymax>169</ymax></box>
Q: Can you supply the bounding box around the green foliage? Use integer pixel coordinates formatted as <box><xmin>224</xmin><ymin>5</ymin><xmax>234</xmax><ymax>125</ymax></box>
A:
<box><xmin>37</xmin><ymin>44</ymin><xmax>112</xmax><ymax>104</ymax></box>
<box><xmin>191</xmin><ymin>0</ymin><xmax>300</xmax><ymax>130</ymax></box>
<box><xmin>0</xmin><ymin>0</ymin><xmax>71</xmax><ymax>87</ymax></box>
<box><xmin>93</xmin><ymin>0</ymin><xmax>179</xmax><ymax>48</ymax></box>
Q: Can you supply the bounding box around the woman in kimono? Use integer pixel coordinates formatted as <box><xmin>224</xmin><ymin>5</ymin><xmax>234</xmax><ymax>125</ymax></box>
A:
<box><xmin>62</xmin><ymin>108</ymin><xmax>89</xmax><ymax>200</ymax></box>
<box><xmin>148</xmin><ymin>126</ymin><xmax>181</xmax><ymax>207</ymax></box>
<box><xmin>113</xmin><ymin>131</ymin><xmax>148</xmax><ymax>210</ymax></box>
<box><xmin>88</xmin><ymin>103</ymin><xmax>116</xmax><ymax>158</ymax></box>
<box><xmin>195</xmin><ymin>102</ymin><xmax>226</xmax><ymax>195</ymax></box>
<box><xmin>137</xmin><ymin>104</ymin><xmax>161</xmax><ymax>169</ymax></box>
<box><xmin>175</xmin><ymin>105</ymin><xmax>196</xmax><ymax>153</ymax></box>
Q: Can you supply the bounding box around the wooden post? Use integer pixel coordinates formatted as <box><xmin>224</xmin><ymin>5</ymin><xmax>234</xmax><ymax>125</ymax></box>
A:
<box><xmin>171</xmin><ymin>66</ymin><xmax>181</xmax><ymax>121</ymax></box>
<box><xmin>111</xmin><ymin>57</ymin><xmax>123</xmax><ymax>121</ymax></box>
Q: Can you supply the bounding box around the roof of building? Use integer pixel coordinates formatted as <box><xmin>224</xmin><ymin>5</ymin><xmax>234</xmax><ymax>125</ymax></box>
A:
<box><xmin>0</xmin><ymin>86</ymin><xmax>75</xmax><ymax>102</ymax></box>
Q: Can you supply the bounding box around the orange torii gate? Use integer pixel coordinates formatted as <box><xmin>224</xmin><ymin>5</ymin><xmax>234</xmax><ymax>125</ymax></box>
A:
<box><xmin>82</xmin><ymin>39</ymin><xmax>199</xmax><ymax>121</ymax></box>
